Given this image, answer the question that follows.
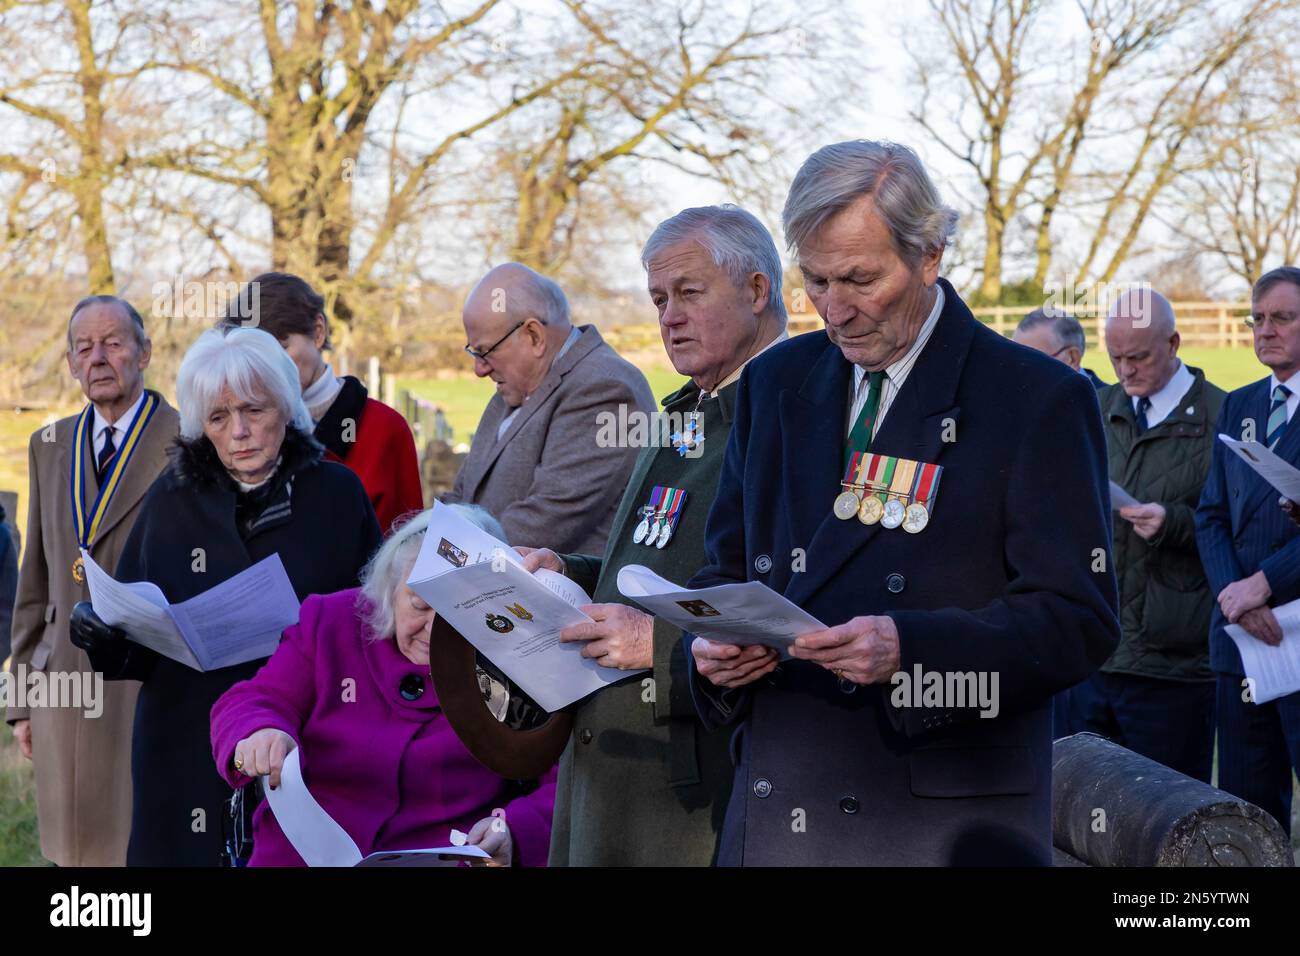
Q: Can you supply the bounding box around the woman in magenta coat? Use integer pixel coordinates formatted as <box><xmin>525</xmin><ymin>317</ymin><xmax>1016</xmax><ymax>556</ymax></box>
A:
<box><xmin>210</xmin><ymin>504</ymin><xmax>555</xmax><ymax>866</ymax></box>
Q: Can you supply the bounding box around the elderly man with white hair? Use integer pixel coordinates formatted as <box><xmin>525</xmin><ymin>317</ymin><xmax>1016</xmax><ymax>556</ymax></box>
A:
<box><xmin>444</xmin><ymin>262</ymin><xmax>655</xmax><ymax>555</ymax></box>
<box><xmin>685</xmin><ymin>141</ymin><xmax>1119</xmax><ymax>865</ymax></box>
<box><xmin>75</xmin><ymin>325</ymin><xmax>381</xmax><ymax>866</ymax></box>
<box><xmin>1066</xmin><ymin>290</ymin><xmax>1226</xmax><ymax>782</ymax></box>
<box><xmin>7</xmin><ymin>294</ymin><xmax>179</xmax><ymax>865</ymax></box>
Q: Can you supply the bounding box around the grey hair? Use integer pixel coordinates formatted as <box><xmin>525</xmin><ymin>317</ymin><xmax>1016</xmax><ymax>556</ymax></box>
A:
<box><xmin>67</xmin><ymin>295</ymin><xmax>148</xmax><ymax>350</ymax></box>
<box><xmin>503</xmin><ymin>264</ymin><xmax>571</xmax><ymax>326</ymax></box>
<box><xmin>1253</xmin><ymin>266</ymin><xmax>1300</xmax><ymax>301</ymax></box>
<box><xmin>358</xmin><ymin>504</ymin><xmax>507</xmax><ymax>640</ymax></box>
<box><xmin>641</xmin><ymin>204</ymin><xmax>788</xmax><ymax>322</ymax></box>
<box><xmin>1018</xmin><ymin>308</ymin><xmax>1086</xmax><ymax>354</ymax></box>
<box><xmin>782</xmin><ymin>140</ymin><xmax>958</xmax><ymax>266</ymax></box>
<box><xmin>175</xmin><ymin>326</ymin><xmax>313</xmax><ymax>439</ymax></box>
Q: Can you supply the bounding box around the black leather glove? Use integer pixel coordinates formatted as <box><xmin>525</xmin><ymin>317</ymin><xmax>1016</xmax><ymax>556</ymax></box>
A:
<box><xmin>69</xmin><ymin>601</ymin><xmax>126</xmax><ymax>654</ymax></box>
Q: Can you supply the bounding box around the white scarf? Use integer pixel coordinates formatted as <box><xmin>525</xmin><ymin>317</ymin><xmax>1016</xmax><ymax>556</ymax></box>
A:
<box><xmin>302</xmin><ymin>363</ymin><xmax>344</xmax><ymax>423</ymax></box>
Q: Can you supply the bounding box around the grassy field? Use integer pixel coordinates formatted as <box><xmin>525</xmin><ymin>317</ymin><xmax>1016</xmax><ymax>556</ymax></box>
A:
<box><xmin>0</xmin><ymin>723</ymin><xmax>43</xmax><ymax>866</ymax></box>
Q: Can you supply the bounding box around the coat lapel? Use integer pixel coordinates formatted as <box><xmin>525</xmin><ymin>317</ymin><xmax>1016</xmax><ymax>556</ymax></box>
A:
<box><xmin>463</xmin><ymin>326</ymin><xmax>604</xmax><ymax>498</ymax></box>
<box><xmin>784</xmin><ymin>285</ymin><xmax>973</xmax><ymax>608</ymax></box>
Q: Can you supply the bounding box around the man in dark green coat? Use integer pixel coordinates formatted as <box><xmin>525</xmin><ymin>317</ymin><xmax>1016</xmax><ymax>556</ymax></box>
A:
<box><xmin>1075</xmin><ymin>289</ymin><xmax>1226</xmax><ymax>781</ymax></box>
<box><xmin>519</xmin><ymin>204</ymin><xmax>787</xmax><ymax>864</ymax></box>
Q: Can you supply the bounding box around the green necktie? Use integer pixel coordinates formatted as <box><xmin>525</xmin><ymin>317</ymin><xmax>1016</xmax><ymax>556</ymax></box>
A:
<box><xmin>847</xmin><ymin>370</ymin><xmax>885</xmax><ymax>458</ymax></box>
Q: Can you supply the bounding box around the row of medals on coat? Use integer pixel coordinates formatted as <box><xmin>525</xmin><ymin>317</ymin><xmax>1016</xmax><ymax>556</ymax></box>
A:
<box><xmin>833</xmin><ymin>450</ymin><xmax>944</xmax><ymax>534</ymax></box>
<box><xmin>630</xmin><ymin>410</ymin><xmax>704</xmax><ymax>550</ymax></box>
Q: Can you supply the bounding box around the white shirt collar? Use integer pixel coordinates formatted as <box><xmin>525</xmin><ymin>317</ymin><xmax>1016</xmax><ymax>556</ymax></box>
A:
<box><xmin>853</xmin><ymin>284</ymin><xmax>945</xmax><ymax>391</ymax></box>
<box><xmin>92</xmin><ymin>389</ymin><xmax>146</xmax><ymax>447</ymax></box>
<box><xmin>1134</xmin><ymin>360</ymin><xmax>1195</xmax><ymax>428</ymax></box>
<box><xmin>705</xmin><ymin>329</ymin><xmax>790</xmax><ymax>398</ymax></box>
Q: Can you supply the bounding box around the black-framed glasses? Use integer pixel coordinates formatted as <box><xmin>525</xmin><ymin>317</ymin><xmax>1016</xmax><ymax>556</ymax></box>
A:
<box><xmin>465</xmin><ymin>321</ymin><xmax>526</xmax><ymax>362</ymax></box>
<box><xmin>1244</xmin><ymin>312</ymin><xmax>1298</xmax><ymax>330</ymax></box>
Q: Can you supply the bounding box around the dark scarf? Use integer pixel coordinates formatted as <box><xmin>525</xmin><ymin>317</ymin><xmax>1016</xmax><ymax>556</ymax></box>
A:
<box><xmin>171</xmin><ymin>426</ymin><xmax>324</xmax><ymax>540</ymax></box>
<box><xmin>314</xmin><ymin>375</ymin><xmax>368</xmax><ymax>460</ymax></box>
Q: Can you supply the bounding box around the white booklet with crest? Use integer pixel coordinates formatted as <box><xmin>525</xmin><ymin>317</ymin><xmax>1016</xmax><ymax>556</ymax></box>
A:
<box><xmin>405</xmin><ymin>501</ymin><xmax>627</xmax><ymax>711</ymax></box>
<box><xmin>616</xmin><ymin>564</ymin><xmax>825</xmax><ymax>654</ymax></box>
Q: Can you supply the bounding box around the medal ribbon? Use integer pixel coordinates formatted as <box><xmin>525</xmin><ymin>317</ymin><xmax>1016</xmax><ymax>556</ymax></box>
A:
<box><xmin>868</xmin><ymin>454</ymin><xmax>898</xmax><ymax>503</ymax></box>
<box><xmin>886</xmin><ymin>457</ymin><xmax>918</xmax><ymax>502</ymax></box>
<box><xmin>70</xmin><ymin>392</ymin><xmax>159</xmax><ymax>550</ymax></box>
<box><xmin>910</xmin><ymin>462</ymin><xmax>944</xmax><ymax>507</ymax></box>
<box><xmin>840</xmin><ymin>450</ymin><xmax>864</xmax><ymax>487</ymax></box>
<box><xmin>661</xmin><ymin>487</ymin><xmax>688</xmax><ymax>532</ymax></box>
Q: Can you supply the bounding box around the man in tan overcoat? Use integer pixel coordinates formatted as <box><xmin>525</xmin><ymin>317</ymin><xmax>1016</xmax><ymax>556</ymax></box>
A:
<box><xmin>6</xmin><ymin>295</ymin><xmax>178</xmax><ymax>865</ymax></box>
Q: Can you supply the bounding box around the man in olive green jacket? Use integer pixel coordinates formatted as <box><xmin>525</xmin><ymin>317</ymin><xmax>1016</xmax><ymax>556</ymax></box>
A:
<box><xmin>519</xmin><ymin>204</ymin><xmax>787</xmax><ymax>864</ymax></box>
<box><xmin>1075</xmin><ymin>290</ymin><xmax>1226</xmax><ymax>782</ymax></box>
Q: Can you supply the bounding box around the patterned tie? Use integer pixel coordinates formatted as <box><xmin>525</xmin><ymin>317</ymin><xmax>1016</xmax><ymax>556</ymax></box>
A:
<box><xmin>847</xmin><ymin>370</ymin><xmax>886</xmax><ymax>456</ymax></box>
<box><xmin>97</xmin><ymin>427</ymin><xmax>117</xmax><ymax>482</ymax></box>
<box><xmin>1267</xmin><ymin>384</ymin><xmax>1292</xmax><ymax>449</ymax></box>
<box><xmin>1134</xmin><ymin>396</ymin><xmax>1152</xmax><ymax>436</ymax></box>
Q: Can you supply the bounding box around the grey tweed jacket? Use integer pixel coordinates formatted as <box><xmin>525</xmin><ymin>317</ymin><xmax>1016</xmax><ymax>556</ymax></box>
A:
<box><xmin>445</xmin><ymin>324</ymin><xmax>655</xmax><ymax>555</ymax></box>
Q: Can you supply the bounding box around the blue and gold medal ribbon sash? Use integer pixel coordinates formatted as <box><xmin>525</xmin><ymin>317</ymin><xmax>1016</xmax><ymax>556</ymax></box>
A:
<box><xmin>69</xmin><ymin>392</ymin><xmax>159</xmax><ymax>550</ymax></box>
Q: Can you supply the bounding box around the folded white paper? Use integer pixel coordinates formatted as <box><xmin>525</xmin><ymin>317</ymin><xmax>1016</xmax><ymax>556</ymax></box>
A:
<box><xmin>1109</xmin><ymin>480</ymin><xmax>1140</xmax><ymax>510</ymax></box>
<box><xmin>82</xmin><ymin>550</ymin><xmax>299</xmax><ymax>670</ymax></box>
<box><xmin>1225</xmin><ymin>598</ymin><xmax>1300</xmax><ymax>704</ymax></box>
<box><xmin>264</xmin><ymin>748</ymin><xmax>491</xmax><ymax>867</ymax></box>
<box><xmin>1218</xmin><ymin>434</ymin><xmax>1300</xmax><ymax>501</ymax></box>
<box><xmin>409</xmin><ymin>559</ymin><xmax>629</xmax><ymax>711</ymax></box>
<box><xmin>406</xmin><ymin>502</ymin><xmax>628</xmax><ymax>711</ymax></box>
<box><xmin>616</xmin><ymin>564</ymin><xmax>825</xmax><ymax>652</ymax></box>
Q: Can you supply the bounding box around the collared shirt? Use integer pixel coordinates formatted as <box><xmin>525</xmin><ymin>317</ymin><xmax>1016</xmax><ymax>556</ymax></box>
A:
<box><xmin>498</xmin><ymin>325</ymin><xmax>583</xmax><ymax>441</ymax></box>
<box><xmin>847</xmin><ymin>285</ymin><xmax>945</xmax><ymax>440</ymax></box>
<box><xmin>1133</xmin><ymin>360</ymin><xmax>1194</xmax><ymax>429</ymax></box>
<box><xmin>1269</xmin><ymin>368</ymin><xmax>1300</xmax><ymax>427</ymax></box>
<box><xmin>91</xmin><ymin>389</ymin><xmax>146</xmax><ymax>462</ymax></box>
<box><xmin>704</xmin><ymin>329</ymin><xmax>790</xmax><ymax>399</ymax></box>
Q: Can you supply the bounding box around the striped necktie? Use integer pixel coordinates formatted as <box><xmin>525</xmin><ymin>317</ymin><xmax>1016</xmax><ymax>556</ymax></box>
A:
<box><xmin>1267</xmin><ymin>384</ymin><xmax>1292</xmax><ymax>448</ymax></box>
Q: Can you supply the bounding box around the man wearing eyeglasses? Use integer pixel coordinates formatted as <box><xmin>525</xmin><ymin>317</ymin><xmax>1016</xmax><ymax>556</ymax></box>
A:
<box><xmin>1013</xmin><ymin>308</ymin><xmax>1107</xmax><ymax>390</ymax></box>
<box><xmin>1196</xmin><ymin>265</ymin><xmax>1300</xmax><ymax>834</ymax></box>
<box><xmin>444</xmin><ymin>262</ymin><xmax>655</xmax><ymax>555</ymax></box>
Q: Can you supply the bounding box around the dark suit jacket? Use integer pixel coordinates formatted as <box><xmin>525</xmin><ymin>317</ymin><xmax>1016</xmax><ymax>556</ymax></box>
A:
<box><xmin>1194</xmin><ymin>376</ymin><xmax>1300</xmax><ymax>676</ymax></box>
<box><xmin>685</xmin><ymin>278</ymin><xmax>1119</xmax><ymax>865</ymax></box>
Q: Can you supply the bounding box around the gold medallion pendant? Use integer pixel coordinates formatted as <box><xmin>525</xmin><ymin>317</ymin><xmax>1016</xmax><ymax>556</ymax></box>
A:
<box><xmin>72</xmin><ymin>556</ymin><xmax>85</xmax><ymax>584</ymax></box>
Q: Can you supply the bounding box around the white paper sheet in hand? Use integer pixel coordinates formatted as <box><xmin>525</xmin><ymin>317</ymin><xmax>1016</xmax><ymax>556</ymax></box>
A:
<box><xmin>264</xmin><ymin>748</ymin><xmax>491</xmax><ymax>867</ymax></box>
<box><xmin>616</xmin><ymin>564</ymin><xmax>825</xmax><ymax>652</ymax></box>
<box><xmin>406</xmin><ymin>499</ymin><xmax>522</xmax><ymax>586</ymax></box>
<box><xmin>1218</xmin><ymin>434</ymin><xmax>1300</xmax><ymax>501</ymax></box>
<box><xmin>409</xmin><ymin>558</ymin><xmax>631</xmax><ymax>711</ymax></box>
<box><xmin>1109</xmin><ymin>481</ymin><xmax>1140</xmax><ymax>510</ymax></box>
<box><xmin>82</xmin><ymin>550</ymin><xmax>298</xmax><ymax>670</ymax></box>
<box><xmin>1224</xmin><ymin>598</ymin><xmax>1300</xmax><ymax>703</ymax></box>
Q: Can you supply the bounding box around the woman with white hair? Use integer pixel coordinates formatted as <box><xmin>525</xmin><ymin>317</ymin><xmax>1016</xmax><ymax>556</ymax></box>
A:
<box><xmin>75</xmin><ymin>325</ymin><xmax>382</xmax><ymax>866</ymax></box>
<box><xmin>209</xmin><ymin>504</ymin><xmax>556</xmax><ymax>867</ymax></box>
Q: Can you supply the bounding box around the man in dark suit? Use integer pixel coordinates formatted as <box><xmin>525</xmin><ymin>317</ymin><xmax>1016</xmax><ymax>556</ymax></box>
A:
<box><xmin>1195</xmin><ymin>265</ymin><xmax>1300</xmax><ymax>835</ymax></box>
<box><xmin>685</xmin><ymin>140</ymin><xmax>1120</xmax><ymax>866</ymax></box>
